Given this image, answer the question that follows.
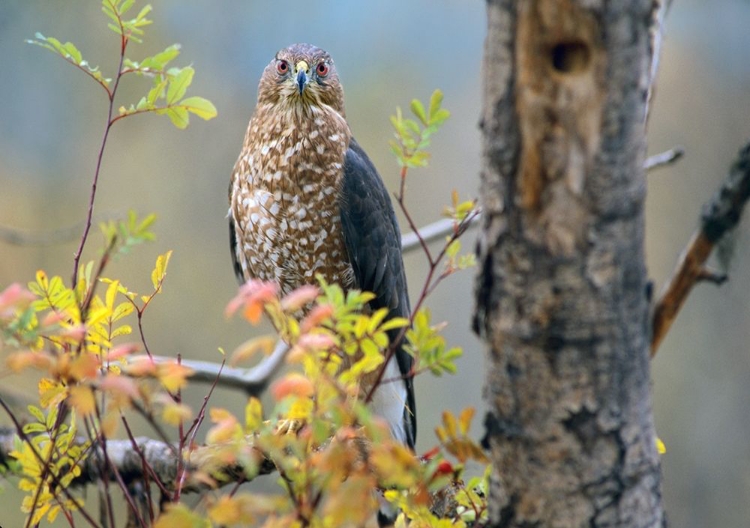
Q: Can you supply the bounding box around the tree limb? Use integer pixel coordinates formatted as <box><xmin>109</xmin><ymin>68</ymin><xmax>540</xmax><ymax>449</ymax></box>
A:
<box><xmin>651</xmin><ymin>141</ymin><xmax>750</xmax><ymax>356</ymax></box>
<box><xmin>135</xmin><ymin>340</ymin><xmax>290</xmax><ymax>397</ymax></box>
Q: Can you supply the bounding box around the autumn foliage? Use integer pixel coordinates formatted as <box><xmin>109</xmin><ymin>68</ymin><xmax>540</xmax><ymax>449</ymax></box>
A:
<box><xmin>0</xmin><ymin>1</ymin><xmax>486</xmax><ymax>527</ymax></box>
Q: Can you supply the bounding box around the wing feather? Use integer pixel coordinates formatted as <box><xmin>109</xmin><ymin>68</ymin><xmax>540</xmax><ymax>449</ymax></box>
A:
<box><xmin>339</xmin><ymin>138</ymin><xmax>416</xmax><ymax>447</ymax></box>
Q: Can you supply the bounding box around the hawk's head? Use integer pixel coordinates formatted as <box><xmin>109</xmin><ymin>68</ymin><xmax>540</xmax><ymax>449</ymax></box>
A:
<box><xmin>257</xmin><ymin>43</ymin><xmax>345</xmax><ymax>117</ymax></box>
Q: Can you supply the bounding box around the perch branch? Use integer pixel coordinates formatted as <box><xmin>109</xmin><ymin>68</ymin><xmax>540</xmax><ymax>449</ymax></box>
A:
<box><xmin>132</xmin><ymin>340</ymin><xmax>290</xmax><ymax>397</ymax></box>
<box><xmin>651</xmin><ymin>141</ymin><xmax>750</xmax><ymax>356</ymax></box>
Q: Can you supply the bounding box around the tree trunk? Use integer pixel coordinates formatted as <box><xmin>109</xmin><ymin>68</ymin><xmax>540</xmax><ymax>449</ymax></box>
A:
<box><xmin>474</xmin><ymin>1</ymin><xmax>665</xmax><ymax>526</ymax></box>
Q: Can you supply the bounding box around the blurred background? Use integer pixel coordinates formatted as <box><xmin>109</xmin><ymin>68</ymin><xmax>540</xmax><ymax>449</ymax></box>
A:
<box><xmin>1</xmin><ymin>1</ymin><xmax>749</xmax><ymax>526</ymax></box>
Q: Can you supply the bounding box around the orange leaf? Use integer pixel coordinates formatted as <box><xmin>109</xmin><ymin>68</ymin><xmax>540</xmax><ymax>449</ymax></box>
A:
<box><xmin>0</xmin><ymin>283</ymin><xmax>34</xmax><ymax>312</ymax></box>
<box><xmin>99</xmin><ymin>374</ymin><xmax>139</xmax><ymax>402</ymax></box>
<box><xmin>123</xmin><ymin>357</ymin><xmax>157</xmax><ymax>377</ymax></box>
<box><xmin>225</xmin><ymin>280</ymin><xmax>278</xmax><ymax>319</ymax></box>
<box><xmin>300</xmin><ymin>304</ymin><xmax>334</xmax><ymax>333</ymax></box>
<box><xmin>243</xmin><ymin>302</ymin><xmax>263</xmax><ymax>324</ymax></box>
<box><xmin>270</xmin><ymin>373</ymin><xmax>314</xmax><ymax>401</ymax></box>
<box><xmin>280</xmin><ymin>285</ymin><xmax>319</xmax><ymax>312</ymax></box>
<box><xmin>6</xmin><ymin>351</ymin><xmax>52</xmax><ymax>372</ymax></box>
<box><xmin>69</xmin><ymin>354</ymin><xmax>101</xmax><ymax>381</ymax></box>
<box><xmin>297</xmin><ymin>332</ymin><xmax>336</xmax><ymax>351</ymax></box>
<box><xmin>106</xmin><ymin>343</ymin><xmax>141</xmax><ymax>362</ymax></box>
<box><xmin>229</xmin><ymin>335</ymin><xmax>276</xmax><ymax>366</ymax></box>
<box><xmin>157</xmin><ymin>362</ymin><xmax>194</xmax><ymax>393</ymax></box>
<box><xmin>162</xmin><ymin>401</ymin><xmax>193</xmax><ymax>426</ymax></box>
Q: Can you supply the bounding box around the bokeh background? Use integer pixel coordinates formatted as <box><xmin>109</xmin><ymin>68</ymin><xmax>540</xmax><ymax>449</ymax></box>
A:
<box><xmin>1</xmin><ymin>1</ymin><xmax>749</xmax><ymax>526</ymax></box>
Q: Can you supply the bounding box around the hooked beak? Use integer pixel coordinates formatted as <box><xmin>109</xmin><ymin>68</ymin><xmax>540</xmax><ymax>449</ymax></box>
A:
<box><xmin>295</xmin><ymin>61</ymin><xmax>309</xmax><ymax>95</ymax></box>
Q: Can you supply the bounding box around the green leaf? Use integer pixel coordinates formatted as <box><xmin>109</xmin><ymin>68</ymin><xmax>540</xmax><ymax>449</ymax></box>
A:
<box><xmin>164</xmin><ymin>106</ymin><xmax>190</xmax><ymax>129</ymax></box>
<box><xmin>428</xmin><ymin>89</ymin><xmax>444</xmax><ymax>121</ymax></box>
<box><xmin>179</xmin><ymin>96</ymin><xmax>217</xmax><ymax>120</ymax></box>
<box><xmin>119</xmin><ymin>0</ymin><xmax>136</xmax><ymax>15</ymax></box>
<box><xmin>140</xmin><ymin>44</ymin><xmax>181</xmax><ymax>71</ymax></box>
<box><xmin>147</xmin><ymin>77</ymin><xmax>169</xmax><ymax>105</ymax></box>
<box><xmin>410</xmin><ymin>99</ymin><xmax>428</xmax><ymax>125</ymax></box>
<box><xmin>431</xmin><ymin>108</ymin><xmax>451</xmax><ymax>127</ymax></box>
<box><xmin>166</xmin><ymin>66</ymin><xmax>194</xmax><ymax>104</ymax></box>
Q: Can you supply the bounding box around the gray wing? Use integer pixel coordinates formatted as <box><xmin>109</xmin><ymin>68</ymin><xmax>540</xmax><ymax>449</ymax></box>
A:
<box><xmin>339</xmin><ymin>137</ymin><xmax>416</xmax><ymax>448</ymax></box>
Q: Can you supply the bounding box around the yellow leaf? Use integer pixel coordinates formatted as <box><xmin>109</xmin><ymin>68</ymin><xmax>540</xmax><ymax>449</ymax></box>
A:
<box><xmin>154</xmin><ymin>504</ymin><xmax>209</xmax><ymax>528</ymax></box>
<box><xmin>112</xmin><ymin>301</ymin><xmax>134</xmax><ymax>321</ymax></box>
<box><xmin>162</xmin><ymin>401</ymin><xmax>193</xmax><ymax>426</ymax></box>
<box><xmin>105</xmin><ymin>279</ymin><xmax>119</xmax><ymax>310</ymax></box>
<box><xmin>151</xmin><ymin>250</ymin><xmax>173</xmax><ymax>290</ymax></box>
<box><xmin>68</xmin><ymin>386</ymin><xmax>96</xmax><ymax>417</ymax></box>
<box><xmin>110</xmin><ymin>324</ymin><xmax>133</xmax><ymax>339</ymax></box>
<box><xmin>206</xmin><ymin>407</ymin><xmax>242</xmax><ymax>444</ymax></box>
<box><xmin>245</xmin><ymin>397</ymin><xmax>263</xmax><ymax>431</ymax></box>
<box><xmin>656</xmin><ymin>436</ymin><xmax>667</xmax><ymax>455</ymax></box>
<box><xmin>39</xmin><ymin>378</ymin><xmax>67</xmax><ymax>409</ymax></box>
<box><xmin>101</xmin><ymin>412</ymin><xmax>119</xmax><ymax>438</ymax></box>
<box><xmin>459</xmin><ymin>407</ymin><xmax>475</xmax><ymax>436</ymax></box>
<box><xmin>287</xmin><ymin>397</ymin><xmax>314</xmax><ymax>421</ymax></box>
<box><xmin>207</xmin><ymin>495</ymin><xmax>249</xmax><ymax>526</ymax></box>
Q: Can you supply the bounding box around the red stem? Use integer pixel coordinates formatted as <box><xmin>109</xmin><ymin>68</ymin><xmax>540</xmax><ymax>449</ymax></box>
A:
<box><xmin>71</xmin><ymin>33</ymin><xmax>128</xmax><ymax>290</ymax></box>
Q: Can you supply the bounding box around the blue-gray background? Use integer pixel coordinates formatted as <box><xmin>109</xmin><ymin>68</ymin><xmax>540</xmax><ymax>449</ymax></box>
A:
<box><xmin>1</xmin><ymin>1</ymin><xmax>750</xmax><ymax>526</ymax></box>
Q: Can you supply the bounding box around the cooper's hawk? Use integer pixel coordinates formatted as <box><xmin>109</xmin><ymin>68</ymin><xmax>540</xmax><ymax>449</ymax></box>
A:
<box><xmin>229</xmin><ymin>43</ymin><xmax>416</xmax><ymax>449</ymax></box>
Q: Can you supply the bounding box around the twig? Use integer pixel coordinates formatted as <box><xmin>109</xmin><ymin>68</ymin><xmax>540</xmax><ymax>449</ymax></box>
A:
<box><xmin>645</xmin><ymin>146</ymin><xmax>684</xmax><ymax>171</ymax></box>
<box><xmin>651</xmin><ymin>141</ymin><xmax>750</xmax><ymax>356</ymax></box>
<box><xmin>71</xmin><ymin>23</ymin><xmax>128</xmax><ymax>290</ymax></box>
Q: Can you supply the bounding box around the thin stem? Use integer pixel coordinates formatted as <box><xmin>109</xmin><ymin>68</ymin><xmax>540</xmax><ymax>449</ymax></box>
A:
<box><xmin>72</xmin><ymin>32</ymin><xmax>128</xmax><ymax>290</ymax></box>
<box><xmin>121</xmin><ymin>416</ymin><xmax>170</xmax><ymax>498</ymax></box>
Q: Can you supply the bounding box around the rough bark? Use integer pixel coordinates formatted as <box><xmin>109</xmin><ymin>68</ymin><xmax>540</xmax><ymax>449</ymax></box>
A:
<box><xmin>474</xmin><ymin>1</ymin><xmax>664</xmax><ymax>526</ymax></box>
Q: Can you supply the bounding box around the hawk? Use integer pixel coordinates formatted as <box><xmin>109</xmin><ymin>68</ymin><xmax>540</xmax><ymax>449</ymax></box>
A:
<box><xmin>229</xmin><ymin>43</ymin><xmax>416</xmax><ymax>449</ymax></box>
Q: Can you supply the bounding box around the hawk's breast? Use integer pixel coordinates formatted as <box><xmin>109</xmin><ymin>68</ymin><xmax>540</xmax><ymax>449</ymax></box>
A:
<box><xmin>230</xmin><ymin>105</ymin><xmax>354</xmax><ymax>294</ymax></box>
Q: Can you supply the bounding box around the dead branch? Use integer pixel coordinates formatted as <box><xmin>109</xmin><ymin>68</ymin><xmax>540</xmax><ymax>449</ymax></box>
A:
<box><xmin>651</xmin><ymin>141</ymin><xmax>750</xmax><ymax>356</ymax></box>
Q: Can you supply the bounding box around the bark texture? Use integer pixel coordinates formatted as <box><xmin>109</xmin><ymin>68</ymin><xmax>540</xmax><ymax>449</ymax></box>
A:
<box><xmin>474</xmin><ymin>1</ymin><xmax>664</xmax><ymax>526</ymax></box>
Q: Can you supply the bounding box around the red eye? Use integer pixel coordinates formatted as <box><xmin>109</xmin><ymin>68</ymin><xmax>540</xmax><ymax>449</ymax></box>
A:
<box><xmin>276</xmin><ymin>60</ymin><xmax>289</xmax><ymax>74</ymax></box>
<box><xmin>316</xmin><ymin>62</ymin><xmax>329</xmax><ymax>77</ymax></box>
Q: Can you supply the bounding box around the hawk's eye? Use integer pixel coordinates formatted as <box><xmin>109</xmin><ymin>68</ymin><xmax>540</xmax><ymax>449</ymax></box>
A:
<box><xmin>316</xmin><ymin>62</ymin><xmax>329</xmax><ymax>77</ymax></box>
<box><xmin>276</xmin><ymin>60</ymin><xmax>289</xmax><ymax>75</ymax></box>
